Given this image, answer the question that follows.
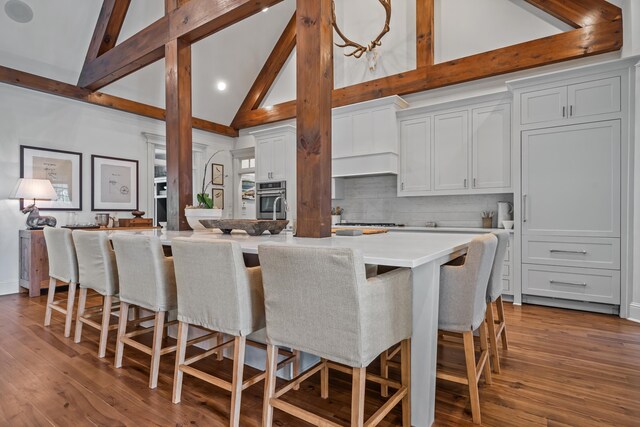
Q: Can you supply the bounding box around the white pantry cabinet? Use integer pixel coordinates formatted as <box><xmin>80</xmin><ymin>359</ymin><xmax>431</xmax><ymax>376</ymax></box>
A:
<box><xmin>520</xmin><ymin>76</ymin><xmax>620</xmax><ymax>125</ymax></box>
<box><xmin>397</xmin><ymin>98</ymin><xmax>512</xmax><ymax>197</ymax></box>
<box><xmin>255</xmin><ymin>133</ymin><xmax>289</xmax><ymax>182</ymax></box>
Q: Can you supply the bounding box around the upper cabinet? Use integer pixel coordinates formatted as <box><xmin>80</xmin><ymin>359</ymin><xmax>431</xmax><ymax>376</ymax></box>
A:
<box><xmin>520</xmin><ymin>77</ymin><xmax>620</xmax><ymax>126</ymax></box>
<box><xmin>255</xmin><ymin>134</ymin><xmax>288</xmax><ymax>182</ymax></box>
<box><xmin>398</xmin><ymin>97</ymin><xmax>512</xmax><ymax>197</ymax></box>
<box><xmin>332</xmin><ymin>96</ymin><xmax>409</xmax><ymax>177</ymax></box>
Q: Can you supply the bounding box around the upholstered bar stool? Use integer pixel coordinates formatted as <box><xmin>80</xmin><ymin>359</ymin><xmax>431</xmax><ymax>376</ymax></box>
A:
<box><xmin>259</xmin><ymin>245</ymin><xmax>413</xmax><ymax>427</ymax></box>
<box><xmin>72</xmin><ymin>230</ymin><xmax>120</xmax><ymax>358</ymax></box>
<box><xmin>112</xmin><ymin>234</ymin><xmax>179</xmax><ymax>389</ymax></box>
<box><xmin>485</xmin><ymin>231</ymin><xmax>510</xmax><ymax>374</ymax></box>
<box><xmin>43</xmin><ymin>227</ymin><xmax>79</xmax><ymax>338</ymax></box>
<box><xmin>171</xmin><ymin>238</ymin><xmax>296</xmax><ymax>427</ymax></box>
<box><xmin>437</xmin><ymin>234</ymin><xmax>497</xmax><ymax>425</ymax></box>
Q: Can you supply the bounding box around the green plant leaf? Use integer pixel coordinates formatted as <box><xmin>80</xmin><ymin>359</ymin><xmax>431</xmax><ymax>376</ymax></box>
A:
<box><xmin>197</xmin><ymin>193</ymin><xmax>214</xmax><ymax>209</ymax></box>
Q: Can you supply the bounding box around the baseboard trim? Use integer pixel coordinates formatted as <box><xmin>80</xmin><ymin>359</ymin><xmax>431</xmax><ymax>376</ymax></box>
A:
<box><xmin>628</xmin><ymin>303</ymin><xmax>640</xmax><ymax>323</ymax></box>
<box><xmin>0</xmin><ymin>281</ymin><xmax>19</xmax><ymax>296</ymax></box>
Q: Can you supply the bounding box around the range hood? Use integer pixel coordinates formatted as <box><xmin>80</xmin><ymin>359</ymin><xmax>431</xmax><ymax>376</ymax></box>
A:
<box><xmin>332</xmin><ymin>96</ymin><xmax>409</xmax><ymax>178</ymax></box>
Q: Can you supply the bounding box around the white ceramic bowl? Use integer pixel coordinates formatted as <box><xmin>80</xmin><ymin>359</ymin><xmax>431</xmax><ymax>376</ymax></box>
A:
<box><xmin>502</xmin><ymin>220</ymin><xmax>514</xmax><ymax>229</ymax></box>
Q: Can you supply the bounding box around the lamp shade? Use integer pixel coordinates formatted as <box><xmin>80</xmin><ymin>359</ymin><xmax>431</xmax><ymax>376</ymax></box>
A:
<box><xmin>10</xmin><ymin>178</ymin><xmax>58</xmax><ymax>201</ymax></box>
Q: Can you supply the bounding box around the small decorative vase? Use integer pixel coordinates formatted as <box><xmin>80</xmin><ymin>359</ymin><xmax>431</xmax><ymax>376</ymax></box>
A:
<box><xmin>184</xmin><ymin>208</ymin><xmax>223</xmax><ymax>230</ymax></box>
<box><xmin>331</xmin><ymin>215</ymin><xmax>341</xmax><ymax>226</ymax></box>
<box><xmin>482</xmin><ymin>217</ymin><xmax>493</xmax><ymax>228</ymax></box>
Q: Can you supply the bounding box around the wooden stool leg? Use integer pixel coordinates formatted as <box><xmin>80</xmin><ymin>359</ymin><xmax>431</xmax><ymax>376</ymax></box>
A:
<box><xmin>262</xmin><ymin>344</ymin><xmax>278</xmax><ymax>427</ymax></box>
<box><xmin>479</xmin><ymin>322</ymin><xmax>492</xmax><ymax>386</ymax></box>
<box><xmin>98</xmin><ymin>295</ymin><xmax>113</xmax><ymax>358</ymax></box>
<box><xmin>149</xmin><ymin>311</ymin><xmax>165</xmax><ymax>389</ymax></box>
<box><xmin>44</xmin><ymin>278</ymin><xmax>57</xmax><ymax>327</ymax></box>
<box><xmin>230</xmin><ymin>336</ymin><xmax>246</xmax><ymax>427</ymax></box>
<box><xmin>463</xmin><ymin>331</ymin><xmax>482</xmax><ymax>424</ymax></box>
<box><xmin>497</xmin><ymin>296</ymin><xmax>509</xmax><ymax>350</ymax></box>
<box><xmin>351</xmin><ymin>367</ymin><xmax>366</xmax><ymax>427</ymax></box>
<box><xmin>217</xmin><ymin>333</ymin><xmax>225</xmax><ymax>361</ymax></box>
<box><xmin>63</xmin><ymin>282</ymin><xmax>77</xmax><ymax>338</ymax></box>
<box><xmin>293</xmin><ymin>350</ymin><xmax>301</xmax><ymax>391</ymax></box>
<box><xmin>380</xmin><ymin>349</ymin><xmax>389</xmax><ymax>397</ymax></box>
<box><xmin>172</xmin><ymin>321</ymin><xmax>189</xmax><ymax>404</ymax></box>
<box><xmin>74</xmin><ymin>288</ymin><xmax>88</xmax><ymax>343</ymax></box>
<box><xmin>320</xmin><ymin>358</ymin><xmax>329</xmax><ymax>399</ymax></box>
<box><xmin>114</xmin><ymin>302</ymin><xmax>130</xmax><ymax>368</ymax></box>
<box><xmin>485</xmin><ymin>302</ymin><xmax>501</xmax><ymax>374</ymax></box>
<box><xmin>401</xmin><ymin>339</ymin><xmax>411</xmax><ymax>427</ymax></box>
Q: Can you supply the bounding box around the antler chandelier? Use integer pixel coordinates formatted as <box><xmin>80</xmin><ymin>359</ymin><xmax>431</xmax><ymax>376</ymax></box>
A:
<box><xmin>331</xmin><ymin>0</ymin><xmax>391</xmax><ymax>68</ymax></box>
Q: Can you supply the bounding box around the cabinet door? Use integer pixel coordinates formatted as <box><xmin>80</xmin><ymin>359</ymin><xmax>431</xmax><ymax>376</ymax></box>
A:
<box><xmin>333</xmin><ymin>114</ymin><xmax>353</xmax><ymax>158</ymax></box>
<box><xmin>472</xmin><ymin>104</ymin><xmax>511</xmax><ymax>189</ymax></box>
<box><xmin>568</xmin><ymin>77</ymin><xmax>621</xmax><ymax>119</ymax></box>
<box><xmin>521</xmin><ymin>86</ymin><xmax>567</xmax><ymax>125</ymax></box>
<box><xmin>522</xmin><ymin>120</ymin><xmax>621</xmax><ymax>237</ymax></box>
<box><xmin>270</xmin><ymin>136</ymin><xmax>288</xmax><ymax>181</ymax></box>
<box><xmin>255</xmin><ymin>137</ymin><xmax>273</xmax><ymax>181</ymax></box>
<box><xmin>352</xmin><ymin>111</ymin><xmax>373</xmax><ymax>156</ymax></box>
<box><xmin>399</xmin><ymin>117</ymin><xmax>432</xmax><ymax>195</ymax></box>
<box><xmin>434</xmin><ymin>111</ymin><xmax>468</xmax><ymax>191</ymax></box>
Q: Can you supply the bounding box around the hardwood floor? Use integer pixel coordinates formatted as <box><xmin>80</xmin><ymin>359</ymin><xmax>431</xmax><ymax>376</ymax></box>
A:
<box><xmin>1</xmin><ymin>291</ymin><xmax>639</xmax><ymax>426</ymax></box>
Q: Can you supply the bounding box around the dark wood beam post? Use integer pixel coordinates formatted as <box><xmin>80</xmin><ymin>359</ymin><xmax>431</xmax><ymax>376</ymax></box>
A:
<box><xmin>165</xmin><ymin>38</ymin><xmax>193</xmax><ymax>231</ymax></box>
<box><xmin>295</xmin><ymin>0</ymin><xmax>333</xmax><ymax>238</ymax></box>
<box><xmin>416</xmin><ymin>0</ymin><xmax>434</xmax><ymax>67</ymax></box>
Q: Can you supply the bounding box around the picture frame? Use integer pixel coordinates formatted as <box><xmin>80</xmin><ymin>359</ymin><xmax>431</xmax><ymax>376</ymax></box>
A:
<box><xmin>212</xmin><ymin>188</ymin><xmax>224</xmax><ymax>210</ymax></box>
<box><xmin>212</xmin><ymin>163</ymin><xmax>224</xmax><ymax>186</ymax></box>
<box><xmin>91</xmin><ymin>155</ymin><xmax>139</xmax><ymax>211</ymax></box>
<box><xmin>20</xmin><ymin>145</ymin><xmax>83</xmax><ymax>211</ymax></box>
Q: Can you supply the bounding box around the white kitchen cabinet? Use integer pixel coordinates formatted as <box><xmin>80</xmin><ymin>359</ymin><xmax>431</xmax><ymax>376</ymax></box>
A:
<box><xmin>433</xmin><ymin>111</ymin><xmax>468</xmax><ymax>191</ymax></box>
<box><xmin>331</xmin><ymin>178</ymin><xmax>345</xmax><ymax>200</ymax></box>
<box><xmin>255</xmin><ymin>134</ymin><xmax>289</xmax><ymax>182</ymax></box>
<box><xmin>521</xmin><ymin>120</ymin><xmax>621</xmax><ymax>238</ymax></box>
<box><xmin>471</xmin><ymin>104</ymin><xmax>511</xmax><ymax>190</ymax></box>
<box><xmin>398</xmin><ymin>116</ymin><xmax>432</xmax><ymax>195</ymax></box>
<box><xmin>520</xmin><ymin>76</ymin><xmax>621</xmax><ymax>125</ymax></box>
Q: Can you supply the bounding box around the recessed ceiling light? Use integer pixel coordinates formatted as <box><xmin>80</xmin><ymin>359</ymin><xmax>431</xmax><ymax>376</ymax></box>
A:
<box><xmin>262</xmin><ymin>7</ymin><xmax>269</xmax><ymax>12</ymax></box>
<box><xmin>4</xmin><ymin>0</ymin><xmax>33</xmax><ymax>23</ymax></box>
<box><xmin>216</xmin><ymin>81</ymin><xmax>227</xmax><ymax>91</ymax></box>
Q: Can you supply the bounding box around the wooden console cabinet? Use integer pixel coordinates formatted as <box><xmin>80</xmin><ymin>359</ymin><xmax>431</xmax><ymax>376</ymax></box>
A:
<box><xmin>19</xmin><ymin>229</ymin><xmax>50</xmax><ymax>297</ymax></box>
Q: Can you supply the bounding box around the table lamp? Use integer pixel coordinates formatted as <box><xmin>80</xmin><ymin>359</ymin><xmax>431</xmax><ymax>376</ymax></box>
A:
<box><xmin>10</xmin><ymin>178</ymin><xmax>59</xmax><ymax>229</ymax></box>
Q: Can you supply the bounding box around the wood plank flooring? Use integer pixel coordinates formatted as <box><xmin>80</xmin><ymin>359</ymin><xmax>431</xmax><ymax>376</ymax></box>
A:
<box><xmin>1</xmin><ymin>291</ymin><xmax>639</xmax><ymax>426</ymax></box>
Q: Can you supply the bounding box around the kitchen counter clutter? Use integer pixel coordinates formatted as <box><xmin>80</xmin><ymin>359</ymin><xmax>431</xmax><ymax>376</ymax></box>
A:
<box><xmin>107</xmin><ymin>229</ymin><xmax>475</xmax><ymax>426</ymax></box>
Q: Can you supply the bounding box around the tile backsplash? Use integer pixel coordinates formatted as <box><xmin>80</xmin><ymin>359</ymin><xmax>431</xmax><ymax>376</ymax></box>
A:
<box><xmin>333</xmin><ymin>175</ymin><xmax>514</xmax><ymax>228</ymax></box>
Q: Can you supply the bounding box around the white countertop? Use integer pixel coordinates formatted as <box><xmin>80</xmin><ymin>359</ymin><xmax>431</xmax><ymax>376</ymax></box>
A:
<box><xmin>335</xmin><ymin>225</ymin><xmax>514</xmax><ymax>233</ymax></box>
<box><xmin>107</xmin><ymin>229</ymin><xmax>476</xmax><ymax>268</ymax></box>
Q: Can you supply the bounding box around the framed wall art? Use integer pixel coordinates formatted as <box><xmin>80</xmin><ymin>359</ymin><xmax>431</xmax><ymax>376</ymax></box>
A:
<box><xmin>212</xmin><ymin>163</ymin><xmax>224</xmax><ymax>186</ymax></box>
<box><xmin>212</xmin><ymin>188</ymin><xmax>224</xmax><ymax>210</ymax></box>
<box><xmin>20</xmin><ymin>145</ymin><xmax>82</xmax><ymax>210</ymax></box>
<box><xmin>91</xmin><ymin>155</ymin><xmax>139</xmax><ymax>211</ymax></box>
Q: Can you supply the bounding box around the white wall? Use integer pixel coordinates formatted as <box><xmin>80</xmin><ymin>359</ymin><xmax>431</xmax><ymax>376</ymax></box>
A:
<box><xmin>0</xmin><ymin>84</ymin><xmax>234</xmax><ymax>296</ymax></box>
<box><xmin>631</xmin><ymin>61</ymin><xmax>640</xmax><ymax>321</ymax></box>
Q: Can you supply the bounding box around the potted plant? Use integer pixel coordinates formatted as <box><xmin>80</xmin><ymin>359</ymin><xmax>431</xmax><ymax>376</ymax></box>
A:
<box><xmin>185</xmin><ymin>150</ymin><xmax>224</xmax><ymax>230</ymax></box>
<box><xmin>331</xmin><ymin>206</ymin><xmax>344</xmax><ymax>226</ymax></box>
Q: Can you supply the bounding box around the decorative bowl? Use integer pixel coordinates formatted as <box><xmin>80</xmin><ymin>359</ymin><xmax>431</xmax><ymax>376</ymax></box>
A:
<box><xmin>199</xmin><ymin>219</ymin><xmax>289</xmax><ymax>236</ymax></box>
<box><xmin>502</xmin><ymin>220</ymin><xmax>514</xmax><ymax>229</ymax></box>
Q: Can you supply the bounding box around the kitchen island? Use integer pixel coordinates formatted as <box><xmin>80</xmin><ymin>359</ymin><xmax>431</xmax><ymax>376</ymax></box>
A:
<box><xmin>108</xmin><ymin>229</ymin><xmax>477</xmax><ymax>427</ymax></box>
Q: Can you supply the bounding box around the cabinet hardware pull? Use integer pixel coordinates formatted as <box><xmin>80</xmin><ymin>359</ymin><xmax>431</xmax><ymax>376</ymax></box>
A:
<box><xmin>464</xmin><ymin>178</ymin><xmax>467</xmax><ymax>188</ymax></box>
<box><xmin>401</xmin><ymin>182</ymin><xmax>405</xmax><ymax>191</ymax></box>
<box><xmin>562</xmin><ymin>106</ymin><xmax>566</xmax><ymax>117</ymax></box>
<box><xmin>549</xmin><ymin>280</ymin><xmax>587</xmax><ymax>287</ymax></box>
<box><xmin>570</xmin><ymin>105</ymin><xmax>573</xmax><ymax>116</ymax></box>
<box><xmin>550</xmin><ymin>249</ymin><xmax>587</xmax><ymax>255</ymax></box>
<box><xmin>523</xmin><ymin>194</ymin><xmax>528</xmax><ymax>222</ymax></box>
<box><xmin>473</xmin><ymin>178</ymin><xmax>476</xmax><ymax>188</ymax></box>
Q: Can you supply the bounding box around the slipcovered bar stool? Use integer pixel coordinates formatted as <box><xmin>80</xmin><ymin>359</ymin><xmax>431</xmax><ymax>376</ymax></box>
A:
<box><xmin>437</xmin><ymin>234</ymin><xmax>497</xmax><ymax>425</ymax></box>
<box><xmin>171</xmin><ymin>238</ymin><xmax>296</xmax><ymax>427</ymax></box>
<box><xmin>259</xmin><ymin>245</ymin><xmax>413</xmax><ymax>427</ymax></box>
<box><xmin>72</xmin><ymin>230</ymin><xmax>120</xmax><ymax>358</ymax></box>
<box><xmin>112</xmin><ymin>234</ymin><xmax>179</xmax><ymax>389</ymax></box>
<box><xmin>43</xmin><ymin>227</ymin><xmax>79</xmax><ymax>338</ymax></box>
<box><xmin>485</xmin><ymin>231</ymin><xmax>510</xmax><ymax>374</ymax></box>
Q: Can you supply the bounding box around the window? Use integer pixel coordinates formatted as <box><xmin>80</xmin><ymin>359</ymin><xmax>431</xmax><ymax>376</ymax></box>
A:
<box><xmin>241</xmin><ymin>158</ymin><xmax>255</xmax><ymax>170</ymax></box>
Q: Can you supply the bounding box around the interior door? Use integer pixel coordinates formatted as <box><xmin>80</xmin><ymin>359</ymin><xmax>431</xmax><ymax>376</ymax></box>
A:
<box><xmin>522</xmin><ymin>120</ymin><xmax>621</xmax><ymax>237</ymax></box>
<box><xmin>472</xmin><ymin>104</ymin><xmax>511</xmax><ymax>189</ymax></box>
<box><xmin>399</xmin><ymin>116</ymin><xmax>432</xmax><ymax>195</ymax></box>
<box><xmin>434</xmin><ymin>111</ymin><xmax>468</xmax><ymax>191</ymax></box>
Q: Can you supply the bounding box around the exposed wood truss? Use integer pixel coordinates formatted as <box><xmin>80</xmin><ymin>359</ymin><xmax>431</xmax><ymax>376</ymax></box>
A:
<box><xmin>230</xmin><ymin>12</ymin><xmax>296</xmax><ymax>129</ymax></box>
<box><xmin>0</xmin><ymin>66</ymin><xmax>238</xmax><ymax>137</ymax></box>
<box><xmin>83</xmin><ymin>0</ymin><xmax>131</xmax><ymax>67</ymax></box>
<box><xmin>232</xmin><ymin>0</ymin><xmax>623</xmax><ymax>129</ymax></box>
<box><xmin>78</xmin><ymin>0</ymin><xmax>285</xmax><ymax>91</ymax></box>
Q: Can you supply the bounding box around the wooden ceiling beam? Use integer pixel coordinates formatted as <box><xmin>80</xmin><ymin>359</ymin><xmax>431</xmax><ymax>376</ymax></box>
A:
<box><xmin>231</xmin><ymin>12</ymin><xmax>296</xmax><ymax>128</ymax></box>
<box><xmin>0</xmin><ymin>66</ymin><xmax>238</xmax><ymax>137</ymax></box>
<box><xmin>523</xmin><ymin>0</ymin><xmax>622</xmax><ymax>28</ymax></box>
<box><xmin>416</xmin><ymin>0</ymin><xmax>434</xmax><ymax>67</ymax></box>
<box><xmin>78</xmin><ymin>0</ymin><xmax>284</xmax><ymax>91</ymax></box>
<box><xmin>83</xmin><ymin>0</ymin><xmax>131</xmax><ymax>65</ymax></box>
<box><xmin>232</xmin><ymin>18</ymin><xmax>622</xmax><ymax>129</ymax></box>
